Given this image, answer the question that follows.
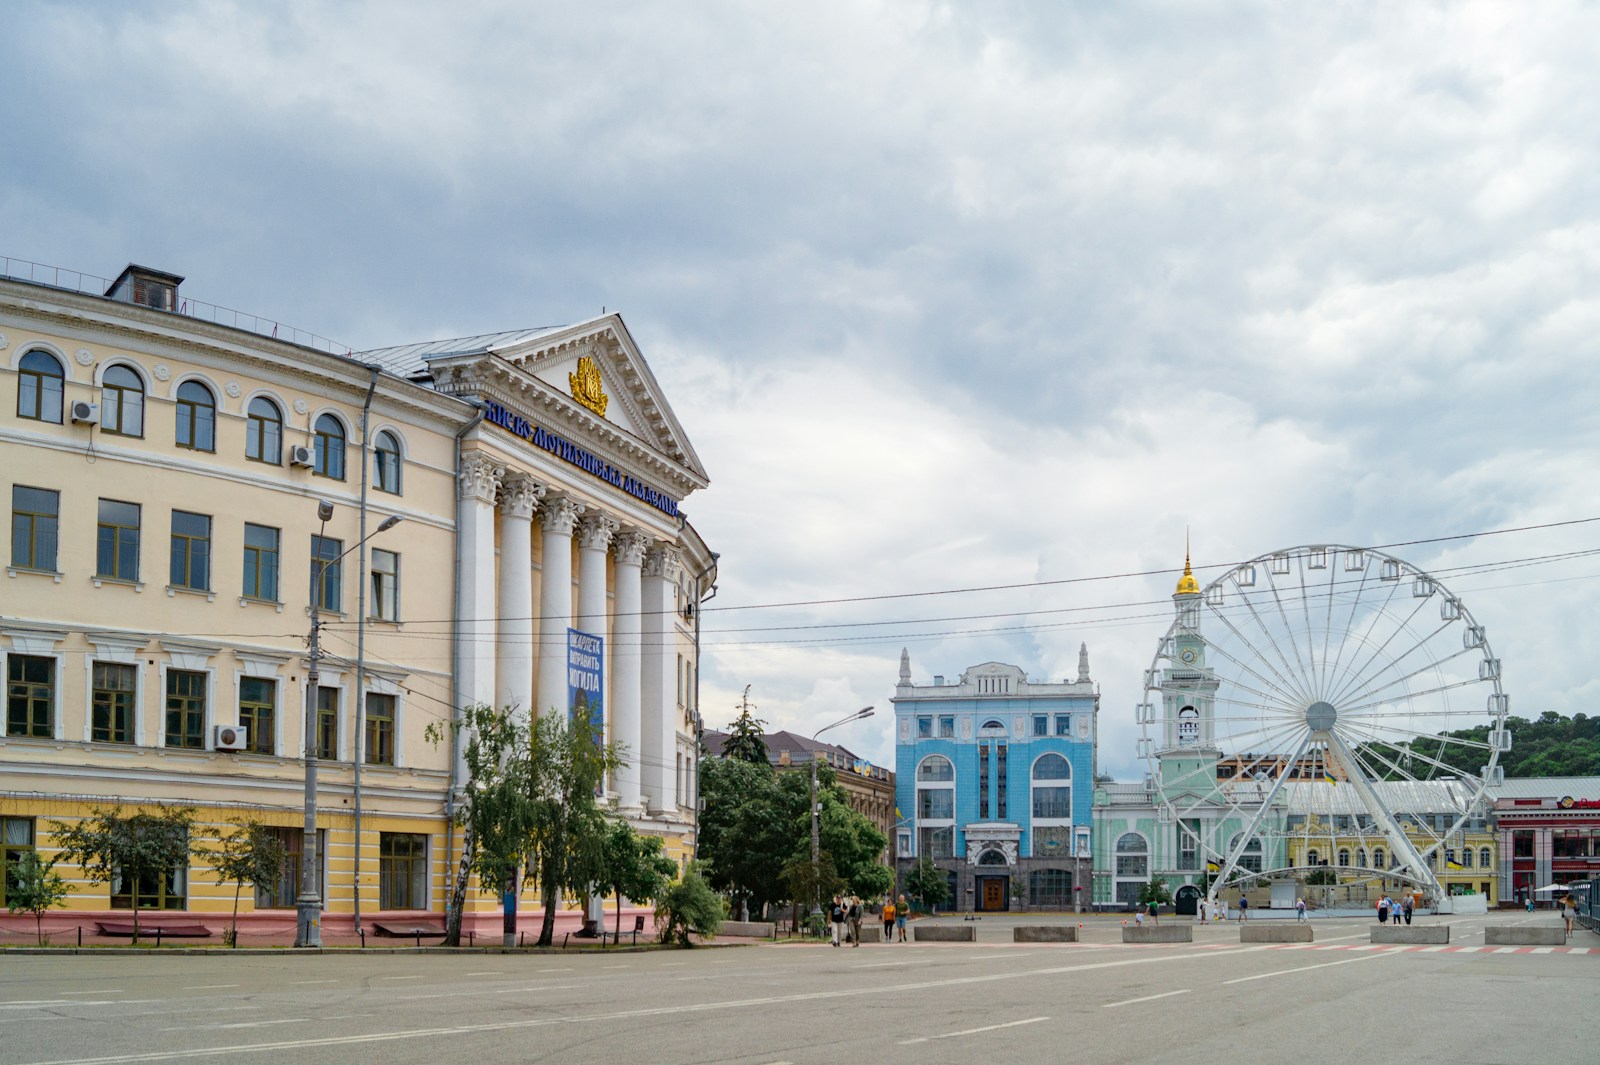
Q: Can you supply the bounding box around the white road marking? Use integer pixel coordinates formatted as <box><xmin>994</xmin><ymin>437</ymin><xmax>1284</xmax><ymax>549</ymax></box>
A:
<box><xmin>463</xmin><ymin>972</ymin><xmax>503</xmax><ymax>977</ymax></box>
<box><xmin>61</xmin><ymin>991</ymin><xmax>122</xmax><ymax>996</ymax></box>
<box><xmin>1223</xmin><ymin>950</ymin><xmax>1395</xmax><ymax>984</ymax></box>
<box><xmin>160</xmin><ymin>1020</ymin><xmax>305</xmax><ymax>1033</ymax></box>
<box><xmin>488</xmin><ymin>986</ymin><xmax>577</xmax><ymax>994</ymax></box>
<box><xmin>972</xmin><ymin>953</ymin><xmax>1035</xmax><ymax>960</ymax></box>
<box><xmin>376</xmin><ymin>975</ymin><xmax>425</xmax><ymax>981</ymax></box>
<box><xmin>1103</xmin><ymin>989</ymin><xmax>1190</xmax><ymax>1009</ymax></box>
<box><xmin>180</xmin><ymin>986</ymin><xmax>239</xmax><ymax>991</ymax></box>
<box><xmin>290</xmin><ymin>980</ymin><xmax>338</xmax><ymax>985</ymax></box>
<box><xmin>534</xmin><ymin>968</ymin><xmax>571</xmax><ymax>973</ymax></box>
<box><xmin>898</xmin><ymin>1016</ymin><xmax>1049</xmax><ymax>1044</ymax></box>
<box><xmin>1531</xmin><ymin>948</ymin><xmax>1554</xmax><ymax>954</ymax></box>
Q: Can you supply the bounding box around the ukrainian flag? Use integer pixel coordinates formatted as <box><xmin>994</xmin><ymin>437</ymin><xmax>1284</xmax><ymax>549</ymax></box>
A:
<box><xmin>1322</xmin><ymin>771</ymin><xmax>1338</xmax><ymax>785</ymax></box>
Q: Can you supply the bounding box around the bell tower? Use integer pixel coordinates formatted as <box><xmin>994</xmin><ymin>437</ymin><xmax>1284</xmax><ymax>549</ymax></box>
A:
<box><xmin>1162</xmin><ymin>540</ymin><xmax>1219</xmax><ymax>753</ymax></box>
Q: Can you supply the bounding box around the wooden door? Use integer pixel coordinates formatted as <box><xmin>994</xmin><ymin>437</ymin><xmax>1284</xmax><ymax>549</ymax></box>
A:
<box><xmin>982</xmin><ymin>877</ymin><xmax>1005</xmax><ymax>911</ymax></box>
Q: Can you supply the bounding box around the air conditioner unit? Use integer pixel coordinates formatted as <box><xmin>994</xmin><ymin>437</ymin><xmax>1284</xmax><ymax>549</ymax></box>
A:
<box><xmin>213</xmin><ymin>724</ymin><xmax>248</xmax><ymax>751</ymax></box>
<box><xmin>288</xmin><ymin>444</ymin><xmax>315</xmax><ymax>468</ymax></box>
<box><xmin>70</xmin><ymin>400</ymin><xmax>99</xmax><ymax>424</ymax></box>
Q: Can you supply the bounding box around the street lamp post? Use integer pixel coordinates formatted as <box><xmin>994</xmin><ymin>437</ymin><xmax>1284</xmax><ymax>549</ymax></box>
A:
<box><xmin>809</xmin><ymin>706</ymin><xmax>874</xmax><ymax>922</ymax></box>
<box><xmin>294</xmin><ymin>503</ymin><xmax>402</xmax><ymax>949</ymax></box>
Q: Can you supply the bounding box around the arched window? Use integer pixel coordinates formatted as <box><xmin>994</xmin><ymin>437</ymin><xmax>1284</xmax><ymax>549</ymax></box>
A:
<box><xmin>314</xmin><ymin>414</ymin><xmax>346</xmax><ymax>479</ymax></box>
<box><xmin>1462</xmin><ymin>847</ymin><xmax>1473</xmax><ymax>869</ymax></box>
<box><xmin>101</xmin><ymin>364</ymin><xmax>144</xmax><ymax>437</ymax></box>
<box><xmin>1307</xmin><ymin>848</ymin><xmax>1320</xmax><ymax>867</ymax></box>
<box><xmin>1114</xmin><ymin>833</ymin><xmax>1148</xmax><ymax>906</ymax></box>
<box><xmin>1373</xmin><ymin>847</ymin><xmax>1385</xmax><ymax>870</ymax></box>
<box><xmin>916</xmin><ymin>755</ymin><xmax>955</xmax><ymax>860</ymax></box>
<box><xmin>977</xmin><ymin>849</ymin><xmax>1006</xmax><ymax>866</ymax></box>
<box><xmin>1479</xmin><ymin>846</ymin><xmax>1492</xmax><ymax>869</ymax></box>
<box><xmin>246</xmin><ymin>397</ymin><xmax>282</xmax><ymax>464</ymax></box>
<box><xmin>1338</xmin><ymin>848</ymin><xmax>1350</xmax><ymax>867</ymax></box>
<box><xmin>980</xmin><ymin>719</ymin><xmax>1005</xmax><ymax>732</ymax></box>
<box><xmin>174</xmin><ymin>381</ymin><xmax>216</xmax><ymax>451</ymax></box>
<box><xmin>17</xmin><ymin>350</ymin><xmax>64</xmax><ymax>423</ymax></box>
<box><xmin>373</xmin><ymin>430</ymin><xmax>402</xmax><ymax>494</ymax></box>
<box><xmin>1229</xmin><ymin>833</ymin><xmax>1264</xmax><ymax>873</ymax></box>
<box><xmin>917</xmin><ymin>755</ymin><xmax>953</xmax><ymax>782</ymax></box>
<box><xmin>1178</xmin><ymin>705</ymin><xmax>1199</xmax><ymax>744</ymax></box>
<box><xmin>1031</xmin><ymin>753</ymin><xmax>1072</xmax><ymax>821</ymax></box>
<box><xmin>1357</xmin><ymin>848</ymin><xmax>1368</xmax><ymax>869</ymax></box>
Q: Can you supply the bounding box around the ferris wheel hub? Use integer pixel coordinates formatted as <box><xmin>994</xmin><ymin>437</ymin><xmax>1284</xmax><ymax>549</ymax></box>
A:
<box><xmin>1305</xmin><ymin>700</ymin><xmax>1338</xmax><ymax>732</ymax></box>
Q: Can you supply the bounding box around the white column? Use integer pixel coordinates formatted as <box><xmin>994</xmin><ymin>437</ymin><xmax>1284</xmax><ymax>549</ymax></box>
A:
<box><xmin>534</xmin><ymin>495</ymin><xmax>583</xmax><ymax>720</ymax></box>
<box><xmin>641</xmin><ymin>543</ymin><xmax>682</xmax><ymax>813</ymax></box>
<box><xmin>576</xmin><ymin>512</ymin><xmax>618</xmax><ymax>742</ymax></box>
<box><xmin>610</xmin><ymin>529</ymin><xmax>649</xmax><ymax>809</ymax></box>
<box><xmin>455</xmin><ymin>453</ymin><xmax>502</xmax><ymax>781</ymax></box>
<box><xmin>495</xmin><ymin>474</ymin><xmax>543</xmax><ymax>718</ymax></box>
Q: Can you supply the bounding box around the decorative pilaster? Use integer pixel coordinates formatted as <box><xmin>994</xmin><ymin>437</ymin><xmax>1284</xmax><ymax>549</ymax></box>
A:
<box><xmin>610</xmin><ymin>529</ymin><xmax>650</xmax><ymax>808</ymax></box>
<box><xmin>534</xmin><ymin>495</ymin><xmax>585</xmax><ymax>719</ymax></box>
<box><xmin>496</xmin><ymin>474</ymin><xmax>544</xmax><ymax>717</ymax></box>
<box><xmin>641</xmin><ymin>543</ymin><xmax>683</xmax><ymax>813</ymax></box>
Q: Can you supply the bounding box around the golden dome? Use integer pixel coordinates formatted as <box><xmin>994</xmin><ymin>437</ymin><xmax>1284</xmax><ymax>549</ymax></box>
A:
<box><xmin>1175</xmin><ymin>551</ymin><xmax>1200</xmax><ymax>596</ymax></box>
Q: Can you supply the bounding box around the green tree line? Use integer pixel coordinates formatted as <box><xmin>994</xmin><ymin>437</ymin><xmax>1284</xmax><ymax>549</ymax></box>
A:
<box><xmin>1359</xmin><ymin>711</ymin><xmax>1596</xmax><ymax>780</ymax></box>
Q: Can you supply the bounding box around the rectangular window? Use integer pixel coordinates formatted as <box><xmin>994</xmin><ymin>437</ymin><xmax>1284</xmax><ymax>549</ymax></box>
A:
<box><xmin>370</xmin><ymin>548</ymin><xmax>399</xmax><ymax>621</ymax></box>
<box><xmin>996</xmin><ymin>743</ymin><xmax>1007</xmax><ymax>819</ymax></box>
<box><xmin>916</xmin><ymin>788</ymin><xmax>953</xmax><ymax>819</ymax></box>
<box><xmin>91</xmin><ymin>662</ymin><xmax>136</xmax><ymax>743</ymax></box>
<box><xmin>365</xmin><ymin>692</ymin><xmax>395</xmax><ymax>766</ymax></box>
<box><xmin>111</xmin><ymin>844</ymin><xmax>188</xmax><ymax>911</ymax></box>
<box><xmin>1055</xmin><ymin>714</ymin><xmax>1071</xmax><ymax>736</ymax></box>
<box><xmin>1032</xmin><ymin>714</ymin><xmax>1048</xmax><ymax>737</ymax></box>
<box><xmin>10</xmin><ymin>485</ymin><xmax>59</xmax><ymax>572</ymax></box>
<box><xmin>95</xmin><ymin>499</ymin><xmax>141</xmax><ymax>582</ymax></box>
<box><xmin>917</xmin><ymin>826</ymin><xmax>953</xmax><ymax>859</ymax></box>
<box><xmin>379</xmin><ymin>832</ymin><xmax>427</xmax><ymax>910</ymax></box>
<box><xmin>978</xmin><ymin>743</ymin><xmax>990</xmax><ymax>819</ymax></box>
<box><xmin>311</xmin><ymin>535</ymin><xmax>342</xmax><ymax>612</ymax></box>
<box><xmin>916</xmin><ymin>716</ymin><xmax>932</xmax><ymax>739</ymax></box>
<box><xmin>165</xmin><ymin>669</ymin><xmax>206</xmax><ymax>749</ymax></box>
<box><xmin>242</xmin><ymin>524</ymin><xmax>280</xmax><ymax>602</ymax></box>
<box><xmin>238</xmin><ymin>677</ymin><xmax>275</xmax><ymax>755</ymax></box>
<box><xmin>1</xmin><ymin>816</ymin><xmax>38</xmax><ymax>909</ymax></box>
<box><xmin>5</xmin><ymin>655</ymin><xmax>54</xmax><ymax>738</ymax></box>
<box><xmin>316</xmin><ymin>686</ymin><xmax>339</xmax><ymax>761</ymax></box>
<box><xmin>1032</xmin><ymin>786</ymin><xmax>1071</xmax><ymax>820</ymax></box>
<box><xmin>1178</xmin><ymin>819</ymin><xmax>1200</xmax><ymax>871</ymax></box>
<box><xmin>937</xmin><ymin>715</ymin><xmax>955</xmax><ymax>738</ymax></box>
<box><xmin>253</xmin><ymin>827</ymin><xmax>325</xmax><ymax>909</ymax></box>
<box><xmin>168</xmin><ymin>510</ymin><xmax>211</xmax><ymax>591</ymax></box>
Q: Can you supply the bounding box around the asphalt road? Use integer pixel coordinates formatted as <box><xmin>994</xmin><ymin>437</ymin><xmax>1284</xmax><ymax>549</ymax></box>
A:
<box><xmin>1</xmin><ymin>911</ymin><xmax>1591</xmax><ymax>1065</ymax></box>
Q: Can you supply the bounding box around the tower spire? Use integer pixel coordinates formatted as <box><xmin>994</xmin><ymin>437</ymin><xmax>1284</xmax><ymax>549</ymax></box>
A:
<box><xmin>1077</xmin><ymin>642</ymin><xmax>1091</xmax><ymax>683</ymax></box>
<box><xmin>1175</xmin><ymin>532</ymin><xmax>1200</xmax><ymax>596</ymax></box>
<box><xmin>898</xmin><ymin>647</ymin><xmax>912</xmax><ymax>686</ymax></box>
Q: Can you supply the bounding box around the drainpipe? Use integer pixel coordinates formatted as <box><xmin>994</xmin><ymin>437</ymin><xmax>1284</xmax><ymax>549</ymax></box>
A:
<box><xmin>351</xmin><ymin>366</ymin><xmax>379</xmax><ymax>935</ymax></box>
<box><xmin>689</xmin><ymin>552</ymin><xmax>719</xmax><ymax>862</ymax></box>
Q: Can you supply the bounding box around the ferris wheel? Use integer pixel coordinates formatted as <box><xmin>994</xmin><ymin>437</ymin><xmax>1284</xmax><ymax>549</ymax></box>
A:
<box><xmin>1138</xmin><ymin>544</ymin><xmax>1511</xmax><ymax>903</ymax></box>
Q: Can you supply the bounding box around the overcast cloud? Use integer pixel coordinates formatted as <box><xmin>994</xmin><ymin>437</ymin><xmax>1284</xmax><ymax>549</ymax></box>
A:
<box><xmin>5</xmin><ymin>1</ymin><xmax>1598</xmax><ymax>778</ymax></box>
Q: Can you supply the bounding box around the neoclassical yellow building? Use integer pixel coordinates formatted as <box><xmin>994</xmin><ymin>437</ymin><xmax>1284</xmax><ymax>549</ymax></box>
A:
<box><xmin>1</xmin><ymin>262</ymin><xmax>714</xmax><ymax>940</ymax></box>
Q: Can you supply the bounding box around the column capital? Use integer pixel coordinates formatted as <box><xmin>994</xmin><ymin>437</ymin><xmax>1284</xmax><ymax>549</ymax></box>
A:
<box><xmin>613</xmin><ymin>529</ymin><xmax>651</xmax><ymax>567</ymax></box>
<box><xmin>540</xmin><ymin>494</ymin><xmax>585</xmax><ymax>536</ymax></box>
<box><xmin>499</xmin><ymin>473</ymin><xmax>545</xmax><ymax>520</ymax></box>
<box><xmin>577</xmin><ymin>512</ymin><xmax>620</xmax><ymax>552</ymax></box>
<box><xmin>458</xmin><ymin>452</ymin><xmax>504</xmax><ymax>504</ymax></box>
<box><xmin>643</xmin><ymin>543</ymin><xmax>684</xmax><ymax>581</ymax></box>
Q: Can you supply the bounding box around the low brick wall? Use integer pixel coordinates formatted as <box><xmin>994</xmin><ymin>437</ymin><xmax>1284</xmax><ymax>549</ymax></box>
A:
<box><xmin>1013</xmin><ymin>925</ymin><xmax>1079</xmax><ymax>943</ymax></box>
<box><xmin>1241</xmin><ymin>923</ymin><xmax>1313</xmax><ymax>943</ymax></box>
<box><xmin>914</xmin><ymin>924</ymin><xmax>976</xmax><ymax>942</ymax></box>
<box><xmin>1122</xmin><ymin>925</ymin><xmax>1192</xmax><ymax>944</ymax></box>
<box><xmin>1484</xmin><ymin>925</ymin><xmax>1565</xmax><ymax>946</ymax></box>
<box><xmin>719</xmin><ymin>920</ymin><xmax>776</xmax><ymax>938</ymax></box>
<box><xmin>1371</xmin><ymin>924</ymin><xmax>1449</xmax><ymax>945</ymax></box>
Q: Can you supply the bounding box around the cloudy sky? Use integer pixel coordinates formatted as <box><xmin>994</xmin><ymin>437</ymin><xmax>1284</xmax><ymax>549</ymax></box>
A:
<box><xmin>5</xmin><ymin>1</ymin><xmax>1597</xmax><ymax>779</ymax></box>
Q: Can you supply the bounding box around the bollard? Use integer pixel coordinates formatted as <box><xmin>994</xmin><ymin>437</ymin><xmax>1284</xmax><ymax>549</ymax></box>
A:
<box><xmin>155</xmin><ymin>929</ymin><xmax>163</xmax><ymax>948</ymax></box>
<box><xmin>78</xmin><ymin>926</ymin><xmax>83</xmax><ymax>948</ymax></box>
<box><xmin>468</xmin><ymin>931</ymin><xmax>475</xmax><ymax>947</ymax></box>
<box><xmin>358</xmin><ymin>927</ymin><xmax>367</xmax><ymax>948</ymax></box>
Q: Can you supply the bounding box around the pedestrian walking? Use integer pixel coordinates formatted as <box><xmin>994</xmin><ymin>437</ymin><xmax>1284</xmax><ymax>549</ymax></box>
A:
<box><xmin>1402</xmin><ymin>894</ymin><xmax>1414</xmax><ymax>925</ymax></box>
<box><xmin>1377</xmin><ymin>895</ymin><xmax>1389</xmax><ymax>924</ymax></box>
<box><xmin>881</xmin><ymin>898</ymin><xmax>896</xmax><ymax>943</ymax></box>
<box><xmin>829</xmin><ymin>896</ymin><xmax>846</xmax><ymax>947</ymax></box>
<box><xmin>847</xmin><ymin>895</ymin><xmax>863</xmax><ymax>947</ymax></box>
<box><xmin>896</xmin><ymin>894</ymin><xmax>909</xmax><ymax>942</ymax></box>
<box><xmin>1562</xmin><ymin>894</ymin><xmax>1577</xmax><ymax>939</ymax></box>
<box><xmin>1237</xmin><ymin>893</ymin><xmax>1248</xmax><ymax>922</ymax></box>
<box><xmin>1295</xmin><ymin>896</ymin><xmax>1307</xmax><ymax>922</ymax></box>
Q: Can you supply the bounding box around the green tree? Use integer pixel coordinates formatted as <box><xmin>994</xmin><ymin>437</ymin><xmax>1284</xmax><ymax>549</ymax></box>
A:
<box><xmin>1138</xmin><ymin>876</ymin><xmax>1173</xmax><ymax>910</ymax></box>
<box><xmin>51</xmin><ymin>805</ymin><xmax>195</xmax><ymax>944</ymax></box>
<box><xmin>427</xmin><ymin>704</ymin><xmax>541</xmax><ymax>947</ymax></box>
<box><xmin>780</xmin><ymin>849</ymin><xmax>843</xmax><ymax>923</ymax></box>
<box><xmin>782</xmin><ymin>764</ymin><xmax>891</xmax><ymax>898</ymax></box>
<box><xmin>720</xmin><ymin>686</ymin><xmax>770</xmax><ymax>765</ymax></box>
<box><xmin>598</xmin><ymin>821</ymin><xmax>677</xmax><ymax>944</ymax></box>
<box><xmin>199</xmin><ymin>817</ymin><xmax>286</xmax><ymax>947</ymax></box>
<box><xmin>526</xmin><ymin>710</ymin><xmax>622</xmax><ymax>947</ymax></box>
<box><xmin>698</xmin><ymin>755</ymin><xmax>791</xmax><ymax>919</ymax></box>
<box><xmin>655</xmin><ymin>861</ymin><xmax>725</xmax><ymax>946</ymax></box>
<box><xmin>905</xmin><ymin>857</ymin><xmax>949</xmax><ymax>913</ymax></box>
<box><xmin>5</xmin><ymin>850</ymin><xmax>70</xmax><ymax>945</ymax></box>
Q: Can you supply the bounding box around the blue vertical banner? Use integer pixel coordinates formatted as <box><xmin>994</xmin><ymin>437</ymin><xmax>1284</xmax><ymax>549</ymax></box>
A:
<box><xmin>567</xmin><ymin>628</ymin><xmax>604</xmax><ymax>737</ymax></box>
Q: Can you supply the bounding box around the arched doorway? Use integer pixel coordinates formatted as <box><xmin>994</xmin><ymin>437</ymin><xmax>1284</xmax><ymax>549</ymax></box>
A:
<box><xmin>975</xmin><ymin>849</ymin><xmax>1009</xmax><ymax>912</ymax></box>
<box><xmin>1175</xmin><ymin>884</ymin><xmax>1200</xmax><ymax>916</ymax></box>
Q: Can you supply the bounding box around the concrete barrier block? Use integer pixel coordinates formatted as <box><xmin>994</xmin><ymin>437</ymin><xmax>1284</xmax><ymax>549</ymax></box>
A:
<box><xmin>719</xmin><ymin>920</ymin><xmax>776</xmax><ymax>938</ymax></box>
<box><xmin>1241</xmin><ymin>923</ymin><xmax>1314</xmax><ymax>943</ymax></box>
<box><xmin>1013</xmin><ymin>925</ymin><xmax>1079</xmax><ymax>943</ymax></box>
<box><xmin>1370</xmin><ymin>924</ymin><xmax>1449</xmax><ymax>944</ymax></box>
<box><xmin>1122</xmin><ymin>925</ymin><xmax>1192</xmax><ymax>944</ymax></box>
<box><xmin>1484</xmin><ymin>925</ymin><xmax>1565</xmax><ymax>946</ymax></box>
<box><xmin>853</xmin><ymin>923</ymin><xmax>882</xmax><ymax>943</ymax></box>
<box><xmin>913</xmin><ymin>924</ymin><xmax>976</xmax><ymax>942</ymax></box>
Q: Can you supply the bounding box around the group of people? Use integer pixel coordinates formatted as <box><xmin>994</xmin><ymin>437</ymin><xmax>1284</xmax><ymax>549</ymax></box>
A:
<box><xmin>1376</xmin><ymin>893</ymin><xmax>1416</xmax><ymax>924</ymax></box>
<box><xmin>829</xmin><ymin>894</ymin><xmax>909</xmax><ymax>946</ymax></box>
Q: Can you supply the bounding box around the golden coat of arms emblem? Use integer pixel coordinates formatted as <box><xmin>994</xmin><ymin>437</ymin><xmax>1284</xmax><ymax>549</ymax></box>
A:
<box><xmin>569</xmin><ymin>355</ymin><xmax>608</xmax><ymax>416</ymax></box>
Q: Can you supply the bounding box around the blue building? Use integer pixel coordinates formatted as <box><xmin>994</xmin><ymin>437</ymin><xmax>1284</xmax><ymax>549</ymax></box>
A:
<box><xmin>893</xmin><ymin>648</ymin><xmax>1098</xmax><ymax>912</ymax></box>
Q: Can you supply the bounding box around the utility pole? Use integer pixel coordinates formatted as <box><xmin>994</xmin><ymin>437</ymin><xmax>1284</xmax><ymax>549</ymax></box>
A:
<box><xmin>810</xmin><ymin>706</ymin><xmax>874</xmax><ymax>921</ymax></box>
